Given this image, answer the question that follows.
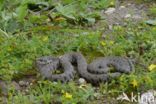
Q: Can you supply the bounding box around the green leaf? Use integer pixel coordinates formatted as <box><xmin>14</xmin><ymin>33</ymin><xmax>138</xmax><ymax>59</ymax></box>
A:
<box><xmin>86</xmin><ymin>18</ymin><xmax>95</xmax><ymax>24</ymax></box>
<box><xmin>56</xmin><ymin>3</ymin><xmax>76</xmax><ymax>20</ymax></box>
<box><xmin>0</xmin><ymin>0</ymin><xmax>4</xmax><ymax>10</ymax></box>
<box><xmin>145</xmin><ymin>19</ymin><xmax>156</xmax><ymax>26</ymax></box>
<box><xmin>16</xmin><ymin>4</ymin><xmax>28</xmax><ymax>22</ymax></box>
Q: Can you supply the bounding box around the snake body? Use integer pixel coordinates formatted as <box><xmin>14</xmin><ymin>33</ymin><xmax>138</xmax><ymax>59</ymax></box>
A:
<box><xmin>35</xmin><ymin>52</ymin><xmax>134</xmax><ymax>84</ymax></box>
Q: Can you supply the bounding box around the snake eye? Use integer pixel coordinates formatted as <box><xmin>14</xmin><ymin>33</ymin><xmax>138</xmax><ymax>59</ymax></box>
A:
<box><xmin>36</xmin><ymin>58</ymin><xmax>48</xmax><ymax>65</ymax></box>
<box><xmin>98</xmin><ymin>65</ymin><xmax>102</xmax><ymax>68</ymax></box>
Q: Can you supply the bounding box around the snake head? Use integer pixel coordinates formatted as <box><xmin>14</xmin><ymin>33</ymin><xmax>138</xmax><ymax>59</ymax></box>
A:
<box><xmin>35</xmin><ymin>56</ymin><xmax>60</xmax><ymax>69</ymax></box>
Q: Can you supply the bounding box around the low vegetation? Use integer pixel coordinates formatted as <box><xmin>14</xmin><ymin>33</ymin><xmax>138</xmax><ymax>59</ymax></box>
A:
<box><xmin>0</xmin><ymin>0</ymin><xmax>156</xmax><ymax>103</ymax></box>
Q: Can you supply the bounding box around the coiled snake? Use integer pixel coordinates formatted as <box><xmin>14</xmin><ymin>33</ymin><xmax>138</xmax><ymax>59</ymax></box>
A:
<box><xmin>35</xmin><ymin>52</ymin><xmax>134</xmax><ymax>85</ymax></box>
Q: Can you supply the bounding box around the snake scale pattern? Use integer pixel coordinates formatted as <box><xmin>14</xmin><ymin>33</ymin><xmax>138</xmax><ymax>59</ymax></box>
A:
<box><xmin>35</xmin><ymin>52</ymin><xmax>134</xmax><ymax>85</ymax></box>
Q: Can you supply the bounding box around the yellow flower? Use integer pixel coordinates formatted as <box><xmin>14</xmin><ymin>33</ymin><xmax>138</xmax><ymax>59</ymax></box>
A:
<box><xmin>148</xmin><ymin>64</ymin><xmax>156</xmax><ymax>71</ymax></box>
<box><xmin>109</xmin><ymin>41</ymin><xmax>114</xmax><ymax>45</ymax></box>
<box><xmin>64</xmin><ymin>92</ymin><xmax>72</xmax><ymax>99</ymax></box>
<box><xmin>100</xmin><ymin>41</ymin><xmax>106</xmax><ymax>46</ymax></box>
<box><xmin>42</xmin><ymin>36</ymin><xmax>48</xmax><ymax>42</ymax></box>
<box><xmin>131</xmin><ymin>79</ymin><xmax>138</xmax><ymax>88</ymax></box>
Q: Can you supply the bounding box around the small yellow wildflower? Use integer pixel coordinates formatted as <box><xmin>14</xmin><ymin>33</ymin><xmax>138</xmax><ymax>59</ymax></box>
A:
<box><xmin>131</xmin><ymin>79</ymin><xmax>138</xmax><ymax>88</ymax></box>
<box><xmin>64</xmin><ymin>92</ymin><xmax>72</xmax><ymax>99</ymax></box>
<box><xmin>42</xmin><ymin>36</ymin><xmax>48</xmax><ymax>42</ymax></box>
<box><xmin>109</xmin><ymin>41</ymin><xmax>114</xmax><ymax>45</ymax></box>
<box><xmin>148</xmin><ymin>64</ymin><xmax>156</xmax><ymax>71</ymax></box>
<box><xmin>100</xmin><ymin>41</ymin><xmax>106</xmax><ymax>46</ymax></box>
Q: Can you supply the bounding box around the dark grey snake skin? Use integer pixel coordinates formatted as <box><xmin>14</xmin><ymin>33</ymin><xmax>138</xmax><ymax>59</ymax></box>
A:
<box><xmin>35</xmin><ymin>52</ymin><xmax>134</xmax><ymax>85</ymax></box>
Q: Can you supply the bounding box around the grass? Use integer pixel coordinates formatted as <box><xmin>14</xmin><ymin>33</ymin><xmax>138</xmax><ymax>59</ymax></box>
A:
<box><xmin>6</xmin><ymin>81</ymin><xmax>94</xmax><ymax>104</ymax></box>
<box><xmin>0</xmin><ymin>0</ymin><xmax>156</xmax><ymax>104</ymax></box>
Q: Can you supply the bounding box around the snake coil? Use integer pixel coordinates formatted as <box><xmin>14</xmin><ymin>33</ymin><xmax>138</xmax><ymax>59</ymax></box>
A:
<box><xmin>35</xmin><ymin>52</ymin><xmax>134</xmax><ymax>85</ymax></box>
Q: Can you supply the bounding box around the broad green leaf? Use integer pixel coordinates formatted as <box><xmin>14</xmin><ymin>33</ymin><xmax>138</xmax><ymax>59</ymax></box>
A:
<box><xmin>86</xmin><ymin>18</ymin><xmax>95</xmax><ymax>24</ymax></box>
<box><xmin>56</xmin><ymin>3</ymin><xmax>76</xmax><ymax>20</ymax></box>
<box><xmin>145</xmin><ymin>19</ymin><xmax>156</xmax><ymax>26</ymax></box>
<box><xmin>16</xmin><ymin>4</ymin><xmax>28</xmax><ymax>22</ymax></box>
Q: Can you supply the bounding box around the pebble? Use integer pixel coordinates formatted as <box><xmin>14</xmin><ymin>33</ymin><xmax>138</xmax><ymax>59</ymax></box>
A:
<box><xmin>119</xmin><ymin>6</ymin><xmax>126</xmax><ymax>9</ymax></box>
<box><xmin>105</xmin><ymin>8</ymin><xmax>116</xmax><ymax>15</ymax></box>
<box><xmin>78</xmin><ymin>78</ymin><xmax>86</xmax><ymax>85</ymax></box>
<box><xmin>127</xmin><ymin>3</ymin><xmax>132</xmax><ymax>6</ymax></box>
<box><xmin>132</xmin><ymin>15</ymin><xmax>142</xmax><ymax>20</ymax></box>
<box><xmin>29</xmin><ymin>82</ymin><xmax>33</xmax><ymax>86</ymax></box>
<box><xmin>124</xmin><ymin>14</ymin><xmax>131</xmax><ymax>18</ymax></box>
<box><xmin>108</xmin><ymin>25</ymin><xmax>113</xmax><ymax>30</ymax></box>
<box><xmin>19</xmin><ymin>80</ymin><xmax>29</xmax><ymax>87</ymax></box>
<box><xmin>53</xmin><ymin>82</ymin><xmax>58</xmax><ymax>85</ymax></box>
